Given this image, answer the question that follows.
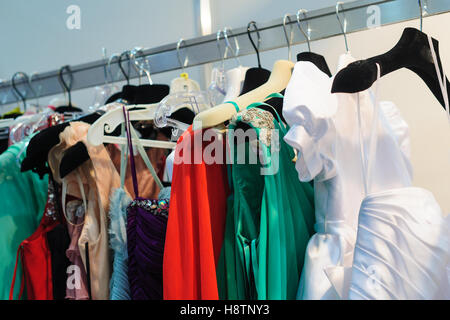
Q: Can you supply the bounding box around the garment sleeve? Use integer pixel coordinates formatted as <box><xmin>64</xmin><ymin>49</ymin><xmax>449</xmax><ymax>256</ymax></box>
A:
<box><xmin>282</xmin><ymin>62</ymin><xmax>337</xmax><ymax>182</ymax></box>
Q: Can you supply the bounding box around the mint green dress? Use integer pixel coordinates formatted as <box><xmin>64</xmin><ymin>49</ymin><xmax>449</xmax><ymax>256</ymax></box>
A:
<box><xmin>217</xmin><ymin>103</ymin><xmax>315</xmax><ymax>300</ymax></box>
<box><xmin>0</xmin><ymin>141</ymin><xmax>48</xmax><ymax>300</ymax></box>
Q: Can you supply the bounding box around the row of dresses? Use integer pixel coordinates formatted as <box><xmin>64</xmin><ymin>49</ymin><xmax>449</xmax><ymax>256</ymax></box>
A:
<box><xmin>1</xmin><ymin>42</ymin><xmax>449</xmax><ymax>300</ymax></box>
<box><xmin>163</xmin><ymin>49</ymin><xmax>449</xmax><ymax>299</ymax></box>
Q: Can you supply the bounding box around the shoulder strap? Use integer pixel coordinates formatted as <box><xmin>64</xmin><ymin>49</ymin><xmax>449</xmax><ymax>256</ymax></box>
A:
<box><xmin>358</xmin><ymin>63</ymin><xmax>381</xmax><ymax>196</ymax></box>
<box><xmin>9</xmin><ymin>245</ymin><xmax>25</xmax><ymax>300</ymax></box>
<box><xmin>428</xmin><ymin>34</ymin><xmax>450</xmax><ymax>123</ymax></box>
<box><xmin>122</xmin><ymin>106</ymin><xmax>164</xmax><ymax>197</ymax></box>
<box><xmin>119</xmin><ymin>123</ymin><xmax>128</xmax><ymax>189</ymax></box>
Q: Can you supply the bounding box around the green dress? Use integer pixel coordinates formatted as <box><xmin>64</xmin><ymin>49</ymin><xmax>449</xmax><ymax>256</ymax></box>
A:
<box><xmin>217</xmin><ymin>103</ymin><xmax>315</xmax><ymax>300</ymax></box>
<box><xmin>0</xmin><ymin>140</ymin><xmax>48</xmax><ymax>300</ymax></box>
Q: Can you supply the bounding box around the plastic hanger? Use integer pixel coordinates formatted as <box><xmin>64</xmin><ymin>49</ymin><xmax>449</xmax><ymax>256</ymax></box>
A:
<box><xmin>335</xmin><ymin>2</ymin><xmax>350</xmax><ymax>53</ymax></box>
<box><xmin>154</xmin><ymin>39</ymin><xmax>212</xmax><ymax>138</ymax></box>
<box><xmin>295</xmin><ymin>9</ymin><xmax>332</xmax><ymax>77</ymax></box>
<box><xmin>87</xmin><ymin>53</ymin><xmax>175</xmax><ymax>148</ymax></box>
<box><xmin>90</xmin><ymin>48</ymin><xmax>119</xmax><ymax>111</ymax></box>
<box><xmin>104</xmin><ymin>53</ymin><xmax>127</xmax><ymax>104</ymax></box>
<box><xmin>154</xmin><ymin>90</ymin><xmax>212</xmax><ymax>138</ymax></box>
<box><xmin>170</xmin><ymin>39</ymin><xmax>201</xmax><ymax>94</ymax></box>
<box><xmin>86</xmin><ymin>101</ymin><xmax>176</xmax><ymax>148</ymax></box>
<box><xmin>331</xmin><ymin>0</ymin><xmax>450</xmax><ymax>112</ymax></box>
<box><xmin>208</xmin><ymin>30</ymin><xmax>228</xmax><ymax>102</ymax></box>
<box><xmin>193</xmin><ymin>21</ymin><xmax>294</xmax><ymax>129</ymax></box>
<box><xmin>221</xmin><ymin>27</ymin><xmax>249</xmax><ymax>102</ymax></box>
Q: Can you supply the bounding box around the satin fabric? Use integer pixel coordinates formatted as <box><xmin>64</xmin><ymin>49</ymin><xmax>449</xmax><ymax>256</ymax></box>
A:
<box><xmin>284</xmin><ymin>52</ymin><xmax>449</xmax><ymax>299</ymax></box>
<box><xmin>283</xmin><ymin>55</ymin><xmax>413</xmax><ymax>300</ymax></box>
<box><xmin>217</xmin><ymin>106</ymin><xmax>315</xmax><ymax>300</ymax></box>
<box><xmin>344</xmin><ymin>59</ymin><xmax>450</xmax><ymax>300</ymax></box>
<box><xmin>163</xmin><ymin>126</ymin><xmax>229</xmax><ymax>300</ymax></box>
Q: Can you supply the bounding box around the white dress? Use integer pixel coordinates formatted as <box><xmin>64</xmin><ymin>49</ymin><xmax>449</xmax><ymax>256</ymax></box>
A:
<box><xmin>283</xmin><ymin>49</ymin><xmax>449</xmax><ymax>299</ymax></box>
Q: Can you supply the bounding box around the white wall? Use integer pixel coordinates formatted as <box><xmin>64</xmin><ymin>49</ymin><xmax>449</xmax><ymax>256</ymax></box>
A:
<box><xmin>0</xmin><ymin>0</ymin><xmax>449</xmax><ymax>212</ymax></box>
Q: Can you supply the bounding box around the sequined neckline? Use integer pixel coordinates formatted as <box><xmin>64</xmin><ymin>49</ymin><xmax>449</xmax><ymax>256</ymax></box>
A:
<box><xmin>127</xmin><ymin>198</ymin><xmax>169</xmax><ymax>219</ymax></box>
<box><xmin>230</xmin><ymin>107</ymin><xmax>275</xmax><ymax>146</ymax></box>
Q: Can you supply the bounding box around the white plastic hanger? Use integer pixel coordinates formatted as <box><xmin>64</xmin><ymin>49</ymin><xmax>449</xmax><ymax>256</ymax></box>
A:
<box><xmin>170</xmin><ymin>39</ymin><xmax>201</xmax><ymax>93</ymax></box>
<box><xmin>194</xmin><ymin>21</ymin><xmax>294</xmax><ymax>129</ymax></box>
<box><xmin>221</xmin><ymin>27</ymin><xmax>249</xmax><ymax>102</ymax></box>
<box><xmin>87</xmin><ymin>50</ymin><xmax>176</xmax><ymax>148</ymax></box>
<box><xmin>153</xmin><ymin>39</ymin><xmax>213</xmax><ymax>136</ymax></box>
<box><xmin>86</xmin><ymin>102</ymin><xmax>176</xmax><ymax>148</ymax></box>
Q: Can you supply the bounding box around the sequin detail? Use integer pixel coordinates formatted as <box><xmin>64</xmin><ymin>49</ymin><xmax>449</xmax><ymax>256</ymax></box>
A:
<box><xmin>127</xmin><ymin>199</ymin><xmax>169</xmax><ymax>219</ymax></box>
<box><xmin>45</xmin><ymin>182</ymin><xmax>59</xmax><ymax>221</ymax></box>
<box><xmin>231</xmin><ymin>108</ymin><xmax>275</xmax><ymax>146</ymax></box>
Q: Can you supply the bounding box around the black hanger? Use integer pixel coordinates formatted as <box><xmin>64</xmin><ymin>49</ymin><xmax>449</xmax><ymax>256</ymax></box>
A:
<box><xmin>58</xmin><ymin>47</ymin><xmax>172</xmax><ymax>178</ymax></box>
<box><xmin>295</xmin><ymin>10</ymin><xmax>331</xmax><ymax>77</ymax></box>
<box><xmin>59</xmin><ymin>141</ymin><xmax>90</xmax><ymax>179</ymax></box>
<box><xmin>331</xmin><ymin>27</ymin><xmax>449</xmax><ymax>111</ymax></box>
<box><xmin>56</xmin><ymin>65</ymin><xmax>83</xmax><ymax>113</ymax></box>
<box><xmin>240</xmin><ymin>21</ymin><xmax>271</xmax><ymax>95</ymax></box>
<box><xmin>106</xmin><ymin>50</ymin><xmax>170</xmax><ymax>105</ymax></box>
<box><xmin>235</xmin><ymin>21</ymin><xmax>286</xmax><ymax>125</ymax></box>
<box><xmin>11</xmin><ymin>72</ymin><xmax>31</xmax><ymax>111</ymax></box>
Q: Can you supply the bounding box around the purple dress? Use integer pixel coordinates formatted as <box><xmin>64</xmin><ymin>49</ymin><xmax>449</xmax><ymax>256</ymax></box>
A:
<box><xmin>123</xmin><ymin>107</ymin><xmax>169</xmax><ymax>300</ymax></box>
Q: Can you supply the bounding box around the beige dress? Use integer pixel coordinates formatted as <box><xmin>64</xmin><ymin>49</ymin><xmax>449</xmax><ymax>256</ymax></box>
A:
<box><xmin>49</xmin><ymin>122</ymin><xmax>126</xmax><ymax>300</ymax></box>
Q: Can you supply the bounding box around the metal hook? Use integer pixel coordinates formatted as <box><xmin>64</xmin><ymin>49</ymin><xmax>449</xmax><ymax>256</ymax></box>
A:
<box><xmin>12</xmin><ymin>72</ymin><xmax>30</xmax><ymax>111</ymax></box>
<box><xmin>418</xmin><ymin>0</ymin><xmax>426</xmax><ymax>31</ymax></box>
<box><xmin>216</xmin><ymin>29</ymin><xmax>225</xmax><ymax>67</ymax></box>
<box><xmin>130</xmin><ymin>47</ymin><xmax>144</xmax><ymax>85</ymax></box>
<box><xmin>58</xmin><ymin>65</ymin><xmax>74</xmax><ymax>107</ymax></box>
<box><xmin>296</xmin><ymin>9</ymin><xmax>311</xmax><ymax>52</ymax></box>
<box><xmin>118</xmin><ymin>50</ymin><xmax>131</xmax><ymax>84</ymax></box>
<box><xmin>101</xmin><ymin>48</ymin><xmax>109</xmax><ymax>85</ymax></box>
<box><xmin>177</xmin><ymin>38</ymin><xmax>189</xmax><ymax>74</ymax></box>
<box><xmin>223</xmin><ymin>27</ymin><xmax>241</xmax><ymax>67</ymax></box>
<box><xmin>130</xmin><ymin>47</ymin><xmax>153</xmax><ymax>85</ymax></box>
<box><xmin>247</xmin><ymin>21</ymin><xmax>262</xmax><ymax>68</ymax></box>
<box><xmin>107</xmin><ymin>53</ymin><xmax>121</xmax><ymax>83</ymax></box>
<box><xmin>336</xmin><ymin>2</ymin><xmax>349</xmax><ymax>52</ymax></box>
<box><xmin>283</xmin><ymin>14</ymin><xmax>295</xmax><ymax>60</ymax></box>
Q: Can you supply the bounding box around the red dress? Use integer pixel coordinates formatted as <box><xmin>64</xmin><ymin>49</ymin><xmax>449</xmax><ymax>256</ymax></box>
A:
<box><xmin>163</xmin><ymin>126</ymin><xmax>229</xmax><ymax>300</ymax></box>
<box><xmin>10</xmin><ymin>183</ymin><xmax>60</xmax><ymax>300</ymax></box>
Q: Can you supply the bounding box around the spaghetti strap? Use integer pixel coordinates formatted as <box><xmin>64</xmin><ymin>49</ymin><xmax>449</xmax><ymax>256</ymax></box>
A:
<box><xmin>428</xmin><ymin>34</ymin><xmax>450</xmax><ymax>123</ymax></box>
<box><xmin>122</xmin><ymin>106</ymin><xmax>140</xmax><ymax>198</ymax></box>
<box><xmin>224</xmin><ymin>101</ymin><xmax>240</xmax><ymax>113</ymax></box>
<box><xmin>9</xmin><ymin>245</ymin><xmax>25</xmax><ymax>300</ymax></box>
<box><xmin>357</xmin><ymin>63</ymin><xmax>382</xmax><ymax>197</ymax></box>
<box><xmin>122</xmin><ymin>106</ymin><xmax>164</xmax><ymax>197</ymax></box>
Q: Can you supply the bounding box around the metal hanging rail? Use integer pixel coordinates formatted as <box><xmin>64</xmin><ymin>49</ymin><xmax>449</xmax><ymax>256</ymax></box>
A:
<box><xmin>1</xmin><ymin>0</ymin><xmax>449</xmax><ymax>106</ymax></box>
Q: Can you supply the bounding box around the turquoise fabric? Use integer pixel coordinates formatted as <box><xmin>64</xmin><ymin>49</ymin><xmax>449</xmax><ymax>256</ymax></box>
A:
<box><xmin>108</xmin><ymin>187</ymin><xmax>132</xmax><ymax>300</ymax></box>
<box><xmin>217</xmin><ymin>105</ymin><xmax>315</xmax><ymax>300</ymax></box>
<box><xmin>0</xmin><ymin>140</ymin><xmax>48</xmax><ymax>300</ymax></box>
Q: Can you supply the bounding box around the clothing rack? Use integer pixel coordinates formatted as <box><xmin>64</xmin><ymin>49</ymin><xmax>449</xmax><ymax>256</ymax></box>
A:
<box><xmin>1</xmin><ymin>0</ymin><xmax>449</xmax><ymax>106</ymax></box>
